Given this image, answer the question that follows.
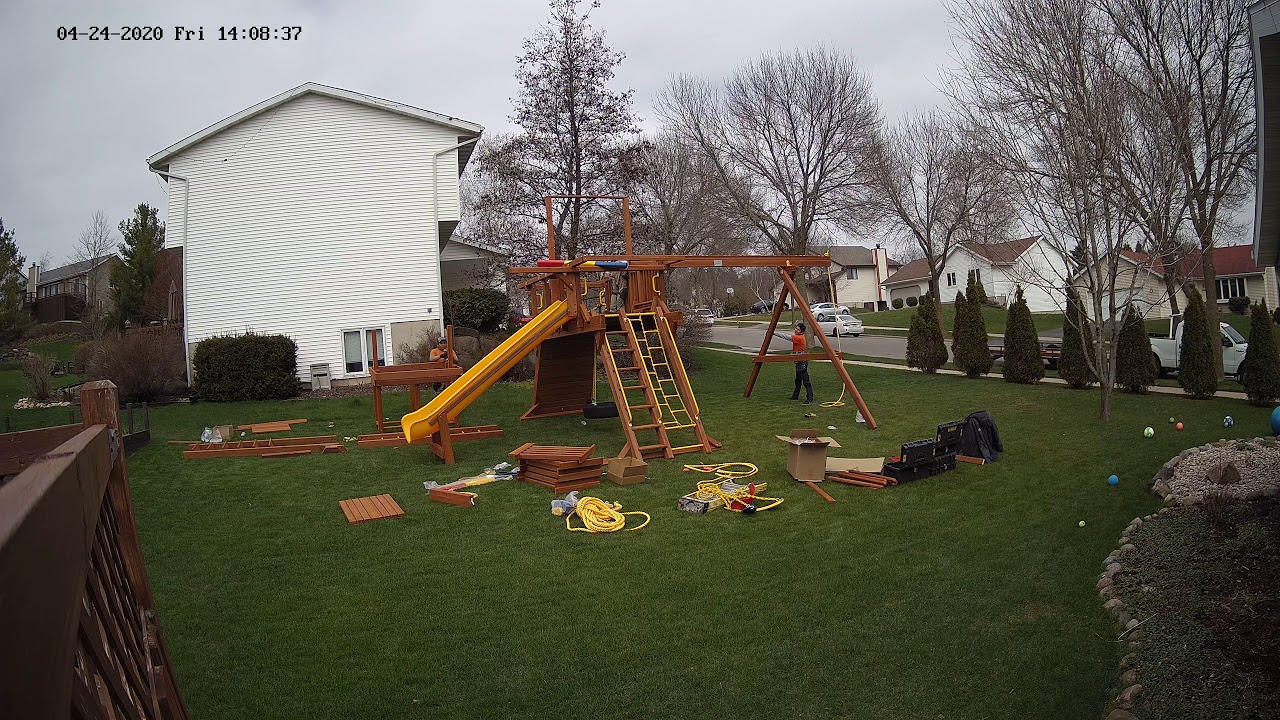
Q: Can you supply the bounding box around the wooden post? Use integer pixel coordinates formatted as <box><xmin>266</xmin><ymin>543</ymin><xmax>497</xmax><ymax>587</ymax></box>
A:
<box><xmin>434</xmin><ymin>409</ymin><xmax>454</xmax><ymax>464</ymax></box>
<box><xmin>621</xmin><ymin>197</ymin><xmax>633</xmax><ymax>256</ymax></box>
<box><xmin>744</xmin><ymin>282</ymin><xmax>791</xmax><ymax>397</ymax></box>
<box><xmin>545</xmin><ymin>197</ymin><xmax>556</xmax><ymax>260</ymax></box>
<box><xmin>777</xmin><ymin>269</ymin><xmax>877</xmax><ymax>430</ymax></box>
<box><xmin>370</xmin><ymin>336</ymin><xmax>384</xmax><ymax>433</ymax></box>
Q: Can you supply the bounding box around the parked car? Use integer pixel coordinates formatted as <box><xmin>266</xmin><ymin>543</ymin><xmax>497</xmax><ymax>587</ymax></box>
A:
<box><xmin>749</xmin><ymin>300</ymin><xmax>791</xmax><ymax>314</ymax></box>
<box><xmin>810</xmin><ymin>303</ymin><xmax>851</xmax><ymax>321</ymax></box>
<box><xmin>688</xmin><ymin>308</ymin><xmax>716</xmax><ymax>325</ymax></box>
<box><xmin>1149</xmin><ymin>319</ymin><xmax>1248</xmax><ymax>379</ymax></box>
<box><xmin>817</xmin><ymin>315</ymin><xmax>863</xmax><ymax>337</ymax></box>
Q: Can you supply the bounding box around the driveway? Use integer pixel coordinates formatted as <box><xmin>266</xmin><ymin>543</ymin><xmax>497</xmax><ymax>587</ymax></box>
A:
<box><xmin>710</xmin><ymin>323</ymin><xmax>908</xmax><ymax>360</ymax></box>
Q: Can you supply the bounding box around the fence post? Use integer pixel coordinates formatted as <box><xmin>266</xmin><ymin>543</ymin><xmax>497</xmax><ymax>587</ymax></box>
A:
<box><xmin>143</xmin><ymin>403</ymin><xmax>150</xmax><ymax>431</ymax></box>
<box><xmin>126</xmin><ymin>403</ymin><xmax>134</xmax><ymax>435</ymax></box>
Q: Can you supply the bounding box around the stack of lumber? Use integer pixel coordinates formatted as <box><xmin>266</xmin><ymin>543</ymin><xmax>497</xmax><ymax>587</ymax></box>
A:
<box><xmin>826</xmin><ymin>470</ymin><xmax>897</xmax><ymax>489</ymax></box>
<box><xmin>181</xmin><ymin>436</ymin><xmax>347</xmax><ymax>458</ymax></box>
<box><xmin>237</xmin><ymin>418</ymin><xmax>307</xmax><ymax>434</ymax></box>
<box><xmin>509</xmin><ymin>443</ymin><xmax>604</xmax><ymax>492</ymax></box>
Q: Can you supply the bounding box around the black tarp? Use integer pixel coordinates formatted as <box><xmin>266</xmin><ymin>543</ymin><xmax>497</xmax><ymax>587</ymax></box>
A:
<box><xmin>958</xmin><ymin>410</ymin><xmax>1003</xmax><ymax>463</ymax></box>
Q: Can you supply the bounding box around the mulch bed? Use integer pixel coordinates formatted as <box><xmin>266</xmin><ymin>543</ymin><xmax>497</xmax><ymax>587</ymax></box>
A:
<box><xmin>1113</xmin><ymin>497</ymin><xmax>1280</xmax><ymax>719</ymax></box>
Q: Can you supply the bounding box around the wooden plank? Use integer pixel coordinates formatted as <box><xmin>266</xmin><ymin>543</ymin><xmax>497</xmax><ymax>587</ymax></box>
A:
<box><xmin>244</xmin><ymin>422</ymin><xmax>292</xmax><ymax>434</ymax></box>
<box><xmin>806</xmin><ymin>481</ymin><xmax>836</xmax><ymax>503</ymax></box>
<box><xmin>428</xmin><ymin>489</ymin><xmax>476</xmax><ymax>507</ymax></box>
<box><xmin>507</xmin><ymin>442</ymin><xmax>535</xmax><ymax>458</ymax></box>
<box><xmin>182</xmin><ymin>443</ymin><xmax>335</xmax><ymax>458</ymax></box>
<box><xmin>262</xmin><ymin>450</ymin><xmax>311</xmax><ymax>459</ymax></box>
<box><xmin>357</xmin><ymin>434</ymin><xmax>409</xmax><ymax>449</ymax></box>
<box><xmin>0</xmin><ymin>424</ymin><xmax>83</xmax><ymax>477</ymax></box>
<box><xmin>957</xmin><ymin>455</ymin><xmax>985</xmax><ymax>465</ymax></box>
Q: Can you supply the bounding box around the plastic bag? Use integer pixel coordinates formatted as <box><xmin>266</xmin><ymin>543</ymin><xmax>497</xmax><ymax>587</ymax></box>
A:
<box><xmin>200</xmin><ymin>427</ymin><xmax>223</xmax><ymax>444</ymax></box>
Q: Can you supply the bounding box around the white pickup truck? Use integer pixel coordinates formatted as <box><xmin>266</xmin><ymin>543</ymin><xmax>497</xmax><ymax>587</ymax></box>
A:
<box><xmin>1149</xmin><ymin>318</ymin><xmax>1249</xmax><ymax>379</ymax></box>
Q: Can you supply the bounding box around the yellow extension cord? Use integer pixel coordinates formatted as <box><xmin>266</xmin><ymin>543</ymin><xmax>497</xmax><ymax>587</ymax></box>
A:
<box><xmin>566</xmin><ymin>496</ymin><xmax>651</xmax><ymax>532</ymax></box>
<box><xmin>821</xmin><ymin>252</ymin><xmax>846</xmax><ymax>409</ymax></box>
<box><xmin>683</xmin><ymin>462</ymin><xmax>784</xmax><ymax>512</ymax></box>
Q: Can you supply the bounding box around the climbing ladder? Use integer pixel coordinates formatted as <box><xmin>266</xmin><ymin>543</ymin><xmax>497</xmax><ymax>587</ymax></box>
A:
<box><xmin>601</xmin><ymin>311</ymin><xmax>715</xmax><ymax>460</ymax></box>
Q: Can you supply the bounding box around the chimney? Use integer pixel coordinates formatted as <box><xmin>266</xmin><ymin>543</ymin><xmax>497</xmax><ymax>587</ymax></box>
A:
<box><xmin>872</xmin><ymin>247</ymin><xmax>889</xmax><ymax>303</ymax></box>
<box><xmin>27</xmin><ymin>263</ymin><xmax>39</xmax><ymax>295</ymax></box>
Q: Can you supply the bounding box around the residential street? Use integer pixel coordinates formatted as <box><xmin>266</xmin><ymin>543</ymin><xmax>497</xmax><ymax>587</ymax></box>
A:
<box><xmin>710</xmin><ymin>323</ymin><xmax>909</xmax><ymax>359</ymax></box>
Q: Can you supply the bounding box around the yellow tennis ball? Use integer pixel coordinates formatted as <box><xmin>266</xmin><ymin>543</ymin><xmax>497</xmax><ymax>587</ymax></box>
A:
<box><xmin>1078</xmin><ymin>520</ymin><xmax>1086</xmax><ymax>527</ymax></box>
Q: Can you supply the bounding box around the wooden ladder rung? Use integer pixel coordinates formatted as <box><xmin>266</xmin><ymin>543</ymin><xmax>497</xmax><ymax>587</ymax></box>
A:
<box><xmin>631</xmin><ymin>403</ymin><xmax>655</xmax><ymax>409</ymax></box>
<box><xmin>636</xmin><ymin>444</ymin><xmax>667</xmax><ymax>451</ymax></box>
<box><xmin>631</xmin><ymin>423</ymin><xmax>661</xmax><ymax>430</ymax></box>
<box><xmin>616</xmin><ymin>366</ymin><xmax>640</xmax><ymax>372</ymax></box>
<box><xmin>621</xmin><ymin>385</ymin><xmax>645</xmax><ymax>391</ymax></box>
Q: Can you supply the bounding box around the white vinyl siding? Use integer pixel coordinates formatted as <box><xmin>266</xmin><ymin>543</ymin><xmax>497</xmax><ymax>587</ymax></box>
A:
<box><xmin>165</xmin><ymin>92</ymin><xmax>474</xmax><ymax>380</ymax></box>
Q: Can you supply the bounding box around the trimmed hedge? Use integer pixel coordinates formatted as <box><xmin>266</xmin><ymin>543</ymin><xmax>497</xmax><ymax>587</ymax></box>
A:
<box><xmin>905</xmin><ymin>296</ymin><xmax>919</xmax><ymax>307</ymax></box>
<box><xmin>443</xmin><ymin>288</ymin><xmax>510</xmax><ymax>332</ymax></box>
<box><xmin>193</xmin><ymin>333</ymin><xmax>301</xmax><ymax>402</ymax></box>
<box><xmin>892</xmin><ymin>297</ymin><xmax>904</xmax><ymax>309</ymax></box>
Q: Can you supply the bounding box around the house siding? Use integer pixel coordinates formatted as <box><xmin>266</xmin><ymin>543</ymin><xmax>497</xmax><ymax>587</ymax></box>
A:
<box><xmin>829</xmin><ymin>267</ymin><xmax>886</xmax><ymax>307</ymax></box>
<box><xmin>165</xmin><ymin>92</ymin><xmax>470</xmax><ymax>381</ymax></box>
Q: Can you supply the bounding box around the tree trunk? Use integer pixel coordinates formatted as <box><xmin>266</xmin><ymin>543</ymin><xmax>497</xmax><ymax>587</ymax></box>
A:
<box><xmin>1161</xmin><ymin>273</ymin><xmax>1182</xmax><ymax>316</ymax></box>
<box><xmin>1200</xmin><ymin>250</ymin><xmax>1224</xmax><ymax>380</ymax></box>
<box><xmin>928</xmin><ymin>267</ymin><xmax>945</xmax><ymax>335</ymax></box>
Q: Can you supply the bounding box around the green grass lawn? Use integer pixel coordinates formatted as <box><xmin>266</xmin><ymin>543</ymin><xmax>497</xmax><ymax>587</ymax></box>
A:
<box><xmin>26</xmin><ymin>337</ymin><xmax>81</xmax><ymax>362</ymax></box>
<box><xmin>0</xmin><ymin>365</ymin><xmax>84</xmax><ymax>430</ymax></box>
<box><xmin>125</xmin><ymin>350</ymin><xmax>1276</xmax><ymax>719</ymax></box>
<box><xmin>861</xmin><ymin>305</ymin><xmax>1063</xmax><ymax>334</ymax></box>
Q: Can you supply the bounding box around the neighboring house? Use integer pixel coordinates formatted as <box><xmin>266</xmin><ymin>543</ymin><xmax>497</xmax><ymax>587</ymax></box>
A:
<box><xmin>146</xmin><ymin>82</ymin><xmax>485</xmax><ymax>386</ymax></box>
<box><xmin>809</xmin><ymin>245</ymin><xmax>901</xmax><ymax>310</ymax></box>
<box><xmin>879</xmin><ymin>237</ymin><xmax>1070</xmax><ymax>313</ymax></box>
<box><xmin>440</xmin><ymin>237</ymin><xmax>509</xmax><ymax>293</ymax></box>
<box><xmin>24</xmin><ymin>255</ymin><xmax>119</xmax><ymax>323</ymax></box>
<box><xmin>1078</xmin><ymin>245</ymin><xmax>1279</xmax><ymax>319</ymax></box>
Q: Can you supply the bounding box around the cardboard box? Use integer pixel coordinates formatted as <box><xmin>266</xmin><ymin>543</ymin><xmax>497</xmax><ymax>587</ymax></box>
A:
<box><xmin>215</xmin><ymin>425</ymin><xmax>235</xmax><ymax>442</ymax></box>
<box><xmin>775</xmin><ymin>429</ymin><xmax>841</xmax><ymax>482</ymax></box>
<box><xmin>825</xmin><ymin>457</ymin><xmax>885</xmax><ymax>474</ymax></box>
<box><xmin>606</xmin><ymin>456</ymin><xmax>648</xmax><ymax>485</ymax></box>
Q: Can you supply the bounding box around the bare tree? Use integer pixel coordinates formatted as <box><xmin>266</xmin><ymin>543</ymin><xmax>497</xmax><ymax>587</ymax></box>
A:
<box><xmin>1102</xmin><ymin>0</ymin><xmax>1256</xmax><ymax>378</ymax></box>
<box><xmin>73</xmin><ymin>210</ymin><xmax>116</xmax><ymax>264</ymax></box>
<box><xmin>631</xmin><ymin>132</ymin><xmax>749</xmax><ymax>256</ymax></box>
<box><xmin>952</xmin><ymin>0</ymin><xmax>1146</xmax><ymax>420</ymax></box>
<box><xmin>657</xmin><ymin>46</ymin><xmax>880</xmax><ymax>317</ymax></box>
<box><xmin>864</xmin><ymin>108</ymin><xmax>1015</xmax><ymax>323</ymax></box>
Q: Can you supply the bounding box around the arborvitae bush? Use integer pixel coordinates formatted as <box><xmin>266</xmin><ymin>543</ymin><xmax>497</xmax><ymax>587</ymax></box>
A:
<box><xmin>1115</xmin><ymin>306</ymin><xmax>1156</xmax><ymax>394</ymax></box>
<box><xmin>1059</xmin><ymin>287</ymin><xmax>1097</xmax><ymax>389</ymax></box>
<box><xmin>907</xmin><ymin>295</ymin><xmax>948</xmax><ymax>373</ymax></box>
<box><xmin>443</xmin><ymin>288</ymin><xmax>511</xmax><ymax>332</ymax></box>
<box><xmin>194</xmin><ymin>333</ymin><xmax>301</xmax><ymax>402</ymax></box>
<box><xmin>1227</xmin><ymin>296</ymin><xmax>1251</xmax><ymax>315</ymax></box>
<box><xmin>952</xmin><ymin>290</ymin><xmax>993</xmax><ymax>378</ymax></box>
<box><xmin>1243</xmin><ymin>300</ymin><xmax>1280</xmax><ymax>406</ymax></box>
<box><xmin>1001</xmin><ymin>287</ymin><xmax>1043</xmax><ymax>384</ymax></box>
<box><xmin>905</xmin><ymin>295</ymin><xmax>919</xmax><ymax>307</ymax></box>
<box><xmin>1178</xmin><ymin>286</ymin><xmax>1218</xmax><ymax>399</ymax></box>
<box><xmin>892</xmin><ymin>297</ymin><xmax>904</xmax><ymax>309</ymax></box>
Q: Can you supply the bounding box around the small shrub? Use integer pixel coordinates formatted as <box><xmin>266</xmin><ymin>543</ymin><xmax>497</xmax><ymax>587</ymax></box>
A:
<box><xmin>396</xmin><ymin>327</ymin><xmax>443</xmax><ymax>364</ymax></box>
<box><xmin>73</xmin><ymin>341</ymin><xmax>97</xmax><ymax>375</ymax></box>
<box><xmin>892</xmin><ymin>297</ymin><xmax>904</xmax><ymax>310</ymax></box>
<box><xmin>193</xmin><ymin>333</ymin><xmax>300</xmax><ymax>402</ymax></box>
<box><xmin>1178</xmin><ymin>286</ymin><xmax>1218</xmax><ymax>399</ymax></box>
<box><xmin>673</xmin><ymin>320</ymin><xmax>709</xmax><ymax>373</ymax></box>
<box><xmin>1116</xmin><ymin>306</ymin><xmax>1156</xmax><ymax>394</ymax></box>
<box><xmin>1243</xmin><ymin>300</ymin><xmax>1280</xmax><ymax>406</ymax></box>
<box><xmin>723</xmin><ymin>294</ymin><xmax>752</xmax><ymax>317</ymax></box>
<box><xmin>951</xmin><ymin>290</ymin><xmax>993</xmax><ymax>378</ymax></box>
<box><xmin>1201</xmin><ymin>487</ymin><xmax>1234</xmax><ymax>535</ymax></box>
<box><xmin>906</xmin><ymin>296</ymin><xmax>948</xmax><ymax>373</ymax></box>
<box><xmin>19</xmin><ymin>321</ymin><xmax>82</xmax><ymax>342</ymax></box>
<box><xmin>87</xmin><ymin>331</ymin><xmax>186</xmax><ymax>402</ymax></box>
<box><xmin>443</xmin><ymin>288</ymin><xmax>511</xmax><ymax>332</ymax></box>
<box><xmin>20</xmin><ymin>354</ymin><xmax>57</xmax><ymax>402</ymax></box>
<box><xmin>1227</xmin><ymin>295</ymin><xmax>1251</xmax><ymax>315</ymax></box>
<box><xmin>1059</xmin><ymin>287</ymin><xmax>1097</xmax><ymax>389</ymax></box>
<box><xmin>905</xmin><ymin>295</ymin><xmax>919</xmax><ymax>308</ymax></box>
<box><xmin>1002</xmin><ymin>287</ymin><xmax>1044</xmax><ymax>384</ymax></box>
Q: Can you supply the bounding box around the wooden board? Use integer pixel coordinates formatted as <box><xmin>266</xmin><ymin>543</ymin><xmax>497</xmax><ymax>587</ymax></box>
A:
<box><xmin>236</xmin><ymin>419</ymin><xmax>307</xmax><ymax>433</ymax></box>
<box><xmin>261</xmin><ymin>449</ymin><xmax>311</xmax><ymax>458</ymax></box>
<box><xmin>509</xmin><ymin>444</ymin><xmax>596</xmax><ymax>462</ymax></box>
<box><xmin>806</xmin><ymin>481</ymin><xmax>836</xmax><ymax>503</ymax></box>
<box><xmin>428</xmin><ymin>489</ymin><xmax>476</xmax><ymax>507</ymax></box>
<box><xmin>339</xmin><ymin>494</ymin><xmax>404</xmax><ymax>524</ymax></box>
<box><xmin>517</xmin><ymin>475</ymin><xmax>601</xmax><ymax>493</ymax></box>
<box><xmin>957</xmin><ymin>455</ymin><xmax>985</xmax><ymax>465</ymax></box>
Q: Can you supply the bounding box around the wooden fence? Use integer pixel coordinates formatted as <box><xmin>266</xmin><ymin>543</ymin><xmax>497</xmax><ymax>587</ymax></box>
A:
<box><xmin>0</xmin><ymin>381</ymin><xmax>188</xmax><ymax>719</ymax></box>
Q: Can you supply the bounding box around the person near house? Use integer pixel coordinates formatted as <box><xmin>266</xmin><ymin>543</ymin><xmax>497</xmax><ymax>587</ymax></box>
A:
<box><xmin>428</xmin><ymin>337</ymin><xmax>459</xmax><ymax>391</ymax></box>
<box><xmin>773</xmin><ymin>323</ymin><xmax>814</xmax><ymax>404</ymax></box>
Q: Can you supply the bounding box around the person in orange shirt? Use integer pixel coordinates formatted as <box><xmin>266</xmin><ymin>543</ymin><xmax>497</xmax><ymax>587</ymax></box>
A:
<box><xmin>774</xmin><ymin>323</ymin><xmax>813</xmax><ymax>404</ymax></box>
<box><xmin>428</xmin><ymin>337</ymin><xmax>459</xmax><ymax>391</ymax></box>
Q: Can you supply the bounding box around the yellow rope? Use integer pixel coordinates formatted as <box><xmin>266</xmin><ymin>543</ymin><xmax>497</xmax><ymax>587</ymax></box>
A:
<box><xmin>821</xmin><ymin>252</ymin><xmax>846</xmax><ymax>408</ymax></box>
<box><xmin>683</xmin><ymin>462</ymin><xmax>784</xmax><ymax>512</ymax></box>
<box><xmin>566</xmin><ymin>496</ymin><xmax>650</xmax><ymax>532</ymax></box>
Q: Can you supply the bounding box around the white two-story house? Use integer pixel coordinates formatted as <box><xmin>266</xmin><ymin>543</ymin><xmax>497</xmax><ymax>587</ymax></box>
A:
<box><xmin>147</xmin><ymin>83</ymin><xmax>486</xmax><ymax>385</ymax></box>
<box><xmin>880</xmin><ymin>236</ymin><xmax>1070</xmax><ymax>313</ymax></box>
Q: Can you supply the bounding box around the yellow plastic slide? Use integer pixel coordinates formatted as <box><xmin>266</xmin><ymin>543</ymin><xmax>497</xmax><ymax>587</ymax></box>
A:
<box><xmin>401</xmin><ymin>299</ymin><xmax>571</xmax><ymax>443</ymax></box>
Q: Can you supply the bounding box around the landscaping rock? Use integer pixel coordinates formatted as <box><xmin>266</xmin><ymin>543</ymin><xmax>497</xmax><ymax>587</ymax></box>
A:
<box><xmin>1106</xmin><ymin>710</ymin><xmax>1137</xmax><ymax>720</ymax></box>
<box><xmin>1166</xmin><ymin>441</ymin><xmax>1280</xmax><ymax>504</ymax></box>
<box><xmin>1105</xmin><ymin>563</ymin><xmax>1123</xmax><ymax>578</ymax></box>
<box><xmin>1097</xmin><ymin>576</ymin><xmax>1113</xmax><ymax>590</ymax></box>
<box><xmin>1152</xmin><ymin>478</ymin><xmax>1171</xmax><ymax>497</ymax></box>
<box><xmin>1120</xmin><ymin>543</ymin><xmax>1136</xmax><ymax>553</ymax></box>
<box><xmin>1117</xmin><ymin>684</ymin><xmax>1142</xmax><ymax>709</ymax></box>
<box><xmin>1103</xmin><ymin>599</ymin><xmax>1125</xmax><ymax>612</ymax></box>
<box><xmin>1120</xmin><ymin>669</ymin><xmax>1139</xmax><ymax>685</ymax></box>
<box><xmin>1116</xmin><ymin>611</ymin><xmax>1132</xmax><ymax>627</ymax></box>
<box><xmin>1119</xmin><ymin>653</ymin><xmax>1137</xmax><ymax>668</ymax></box>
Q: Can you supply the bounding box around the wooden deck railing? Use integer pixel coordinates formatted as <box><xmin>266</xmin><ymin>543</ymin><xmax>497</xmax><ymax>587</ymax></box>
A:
<box><xmin>0</xmin><ymin>381</ymin><xmax>188</xmax><ymax>719</ymax></box>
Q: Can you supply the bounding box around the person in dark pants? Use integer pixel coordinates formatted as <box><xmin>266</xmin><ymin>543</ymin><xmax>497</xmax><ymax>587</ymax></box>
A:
<box><xmin>429</xmin><ymin>337</ymin><xmax>459</xmax><ymax>392</ymax></box>
<box><xmin>774</xmin><ymin>323</ymin><xmax>814</xmax><ymax>404</ymax></box>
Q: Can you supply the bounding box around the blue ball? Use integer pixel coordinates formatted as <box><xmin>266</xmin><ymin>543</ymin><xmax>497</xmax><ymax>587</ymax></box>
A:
<box><xmin>1272</xmin><ymin>406</ymin><xmax>1280</xmax><ymax>435</ymax></box>
<box><xmin>1108</xmin><ymin>474</ymin><xmax>1119</xmax><ymax>486</ymax></box>
<box><xmin>1224</xmin><ymin>416</ymin><xmax>1234</xmax><ymax>428</ymax></box>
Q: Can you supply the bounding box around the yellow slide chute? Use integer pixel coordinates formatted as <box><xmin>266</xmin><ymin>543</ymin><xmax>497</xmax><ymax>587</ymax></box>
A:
<box><xmin>401</xmin><ymin>300</ymin><xmax>571</xmax><ymax>443</ymax></box>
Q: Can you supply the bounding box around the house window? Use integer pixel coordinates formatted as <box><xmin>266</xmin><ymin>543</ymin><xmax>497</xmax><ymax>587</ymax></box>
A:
<box><xmin>968</xmin><ymin>269</ymin><xmax>981</xmax><ymax>285</ymax></box>
<box><xmin>342</xmin><ymin>328</ymin><xmax>386</xmax><ymax>374</ymax></box>
<box><xmin>1216</xmin><ymin>277</ymin><xmax>1246</xmax><ymax>301</ymax></box>
<box><xmin>946</xmin><ymin>272</ymin><xmax>957</xmax><ymax>287</ymax></box>
<box><xmin>846</xmin><ymin>267</ymin><xmax>858</xmax><ymax>280</ymax></box>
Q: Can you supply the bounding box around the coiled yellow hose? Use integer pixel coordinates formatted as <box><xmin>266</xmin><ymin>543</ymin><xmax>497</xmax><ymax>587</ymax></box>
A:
<box><xmin>566</xmin><ymin>496</ymin><xmax>651</xmax><ymax>532</ymax></box>
<box><xmin>683</xmin><ymin>462</ymin><xmax>784</xmax><ymax>512</ymax></box>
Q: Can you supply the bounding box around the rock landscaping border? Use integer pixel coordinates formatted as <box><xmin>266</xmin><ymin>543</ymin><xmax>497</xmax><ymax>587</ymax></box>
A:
<box><xmin>1097</xmin><ymin>435</ymin><xmax>1280</xmax><ymax>719</ymax></box>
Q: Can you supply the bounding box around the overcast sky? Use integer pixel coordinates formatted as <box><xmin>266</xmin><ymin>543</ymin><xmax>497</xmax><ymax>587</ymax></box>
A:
<box><xmin>0</xmin><ymin>0</ymin><xmax>960</xmax><ymax>265</ymax></box>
